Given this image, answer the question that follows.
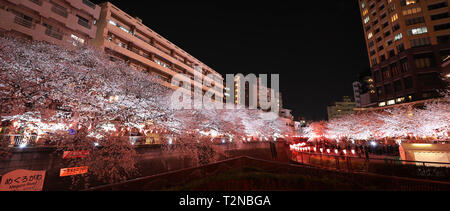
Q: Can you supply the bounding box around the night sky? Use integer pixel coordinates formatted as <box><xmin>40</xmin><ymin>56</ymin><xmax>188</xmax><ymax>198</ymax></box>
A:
<box><xmin>91</xmin><ymin>0</ymin><xmax>370</xmax><ymax>121</ymax></box>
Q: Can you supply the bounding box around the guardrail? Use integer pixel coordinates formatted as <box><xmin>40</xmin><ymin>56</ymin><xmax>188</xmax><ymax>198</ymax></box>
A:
<box><xmin>290</xmin><ymin>151</ymin><xmax>450</xmax><ymax>182</ymax></box>
<box><xmin>86</xmin><ymin>156</ymin><xmax>450</xmax><ymax>191</ymax></box>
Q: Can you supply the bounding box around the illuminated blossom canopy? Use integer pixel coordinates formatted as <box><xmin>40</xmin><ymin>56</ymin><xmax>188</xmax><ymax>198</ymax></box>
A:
<box><xmin>0</xmin><ymin>37</ymin><xmax>290</xmax><ymax>188</ymax></box>
<box><xmin>303</xmin><ymin>96</ymin><xmax>450</xmax><ymax>142</ymax></box>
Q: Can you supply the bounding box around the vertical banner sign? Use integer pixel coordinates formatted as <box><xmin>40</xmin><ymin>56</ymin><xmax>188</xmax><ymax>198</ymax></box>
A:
<box><xmin>0</xmin><ymin>169</ymin><xmax>46</xmax><ymax>191</ymax></box>
<box><xmin>60</xmin><ymin>166</ymin><xmax>88</xmax><ymax>177</ymax></box>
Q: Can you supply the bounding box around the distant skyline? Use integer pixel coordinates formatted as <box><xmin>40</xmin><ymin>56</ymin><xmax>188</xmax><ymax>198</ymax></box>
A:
<box><xmin>91</xmin><ymin>1</ymin><xmax>370</xmax><ymax>120</ymax></box>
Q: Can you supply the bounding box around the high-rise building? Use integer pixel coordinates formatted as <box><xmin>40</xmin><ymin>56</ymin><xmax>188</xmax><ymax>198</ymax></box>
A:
<box><xmin>327</xmin><ymin>96</ymin><xmax>357</xmax><ymax>120</ymax></box>
<box><xmin>91</xmin><ymin>2</ymin><xmax>223</xmax><ymax>96</ymax></box>
<box><xmin>0</xmin><ymin>0</ymin><xmax>100</xmax><ymax>46</ymax></box>
<box><xmin>358</xmin><ymin>0</ymin><xmax>450</xmax><ymax>108</ymax></box>
<box><xmin>227</xmin><ymin>75</ymin><xmax>283</xmax><ymax>113</ymax></box>
<box><xmin>352</xmin><ymin>69</ymin><xmax>377</xmax><ymax>107</ymax></box>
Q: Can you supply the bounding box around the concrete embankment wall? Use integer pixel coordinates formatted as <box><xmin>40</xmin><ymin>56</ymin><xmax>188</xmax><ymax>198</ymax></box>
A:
<box><xmin>0</xmin><ymin>142</ymin><xmax>289</xmax><ymax>190</ymax></box>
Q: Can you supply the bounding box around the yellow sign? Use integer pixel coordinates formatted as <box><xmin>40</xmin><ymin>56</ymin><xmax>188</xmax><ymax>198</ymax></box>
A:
<box><xmin>60</xmin><ymin>166</ymin><xmax>88</xmax><ymax>177</ymax></box>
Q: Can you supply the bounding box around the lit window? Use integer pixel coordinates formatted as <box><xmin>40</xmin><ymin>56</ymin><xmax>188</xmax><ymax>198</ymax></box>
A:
<box><xmin>362</xmin><ymin>2</ymin><xmax>366</xmax><ymax>9</ymax></box>
<box><xmin>368</xmin><ymin>32</ymin><xmax>373</xmax><ymax>39</ymax></box>
<box><xmin>394</xmin><ymin>33</ymin><xmax>403</xmax><ymax>41</ymax></box>
<box><xmin>405</xmin><ymin>0</ymin><xmax>418</xmax><ymax>5</ymax></box>
<box><xmin>379</xmin><ymin>102</ymin><xmax>386</xmax><ymax>107</ymax></box>
<box><xmin>71</xmin><ymin>34</ymin><xmax>85</xmax><ymax>46</ymax></box>
<box><xmin>387</xmin><ymin>100</ymin><xmax>395</xmax><ymax>105</ymax></box>
<box><xmin>362</xmin><ymin>9</ymin><xmax>369</xmax><ymax>16</ymax></box>
<box><xmin>391</xmin><ymin>13</ymin><xmax>398</xmax><ymax>22</ymax></box>
<box><xmin>364</xmin><ymin>16</ymin><xmax>370</xmax><ymax>24</ymax></box>
<box><xmin>403</xmin><ymin>7</ymin><xmax>422</xmax><ymax>16</ymax></box>
<box><xmin>408</xmin><ymin>27</ymin><xmax>428</xmax><ymax>36</ymax></box>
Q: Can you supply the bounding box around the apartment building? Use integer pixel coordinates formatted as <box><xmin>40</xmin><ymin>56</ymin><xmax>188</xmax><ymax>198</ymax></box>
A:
<box><xmin>91</xmin><ymin>2</ymin><xmax>223</xmax><ymax>96</ymax></box>
<box><xmin>0</xmin><ymin>0</ymin><xmax>100</xmax><ymax>46</ymax></box>
<box><xmin>327</xmin><ymin>96</ymin><xmax>357</xmax><ymax>120</ymax></box>
<box><xmin>359</xmin><ymin>0</ymin><xmax>450</xmax><ymax>108</ymax></box>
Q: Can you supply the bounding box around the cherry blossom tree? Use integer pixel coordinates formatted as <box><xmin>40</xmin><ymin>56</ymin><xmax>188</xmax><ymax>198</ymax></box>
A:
<box><xmin>0</xmin><ymin>36</ymin><xmax>291</xmax><ymax>188</ymax></box>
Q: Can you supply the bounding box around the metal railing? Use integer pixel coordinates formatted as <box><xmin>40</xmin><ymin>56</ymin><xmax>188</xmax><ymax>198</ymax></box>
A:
<box><xmin>29</xmin><ymin>0</ymin><xmax>43</xmax><ymax>6</ymax></box>
<box><xmin>87</xmin><ymin>156</ymin><xmax>450</xmax><ymax>191</ymax></box>
<box><xmin>14</xmin><ymin>16</ymin><xmax>34</xmax><ymax>29</ymax></box>
<box><xmin>82</xmin><ymin>0</ymin><xmax>96</xmax><ymax>9</ymax></box>
<box><xmin>45</xmin><ymin>28</ymin><xmax>63</xmax><ymax>40</ymax></box>
<box><xmin>291</xmin><ymin>151</ymin><xmax>450</xmax><ymax>182</ymax></box>
<box><xmin>77</xmin><ymin>18</ymin><xmax>90</xmax><ymax>29</ymax></box>
<box><xmin>51</xmin><ymin>4</ymin><xmax>68</xmax><ymax>18</ymax></box>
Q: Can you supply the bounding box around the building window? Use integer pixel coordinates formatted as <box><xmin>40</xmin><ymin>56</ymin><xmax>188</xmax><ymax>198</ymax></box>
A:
<box><xmin>401</xmin><ymin>0</ymin><xmax>419</xmax><ymax>6</ymax></box>
<box><xmin>434</xmin><ymin>23</ymin><xmax>450</xmax><ymax>31</ymax></box>
<box><xmin>386</xmin><ymin>39</ymin><xmax>393</xmax><ymax>46</ymax></box>
<box><xmin>397</xmin><ymin>43</ymin><xmax>405</xmax><ymax>53</ymax></box>
<box><xmin>77</xmin><ymin>15</ymin><xmax>90</xmax><ymax>29</ymax></box>
<box><xmin>364</xmin><ymin>16</ymin><xmax>370</xmax><ymax>24</ymax></box>
<box><xmin>410</xmin><ymin>37</ymin><xmax>431</xmax><ymax>47</ymax></box>
<box><xmin>71</xmin><ymin>34</ymin><xmax>85</xmax><ymax>46</ymax></box>
<box><xmin>388</xmin><ymin>4</ymin><xmax>396</xmax><ymax>13</ymax></box>
<box><xmin>362</xmin><ymin>9</ymin><xmax>369</xmax><ymax>16</ymax></box>
<box><xmin>418</xmin><ymin>72</ymin><xmax>441</xmax><ymax>86</ymax></box>
<box><xmin>394</xmin><ymin>80</ymin><xmax>403</xmax><ymax>92</ymax></box>
<box><xmin>428</xmin><ymin>2</ymin><xmax>448</xmax><ymax>11</ymax></box>
<box><xmin>402</xmin><ymin>7</ymin><xmax>422</xmax><ymax>16</ymax></box>
<box><xmin>408</xmin><ymin>27</ymin><xmax>428</xmax><ymax>36</ymax></box>
<box><xmin>391</xmin><ymin>13</ymin><xmax>398</xmax><ymax>22</ymax></box>
<box><xmin>374</xmin><ymin>70</ymin><xmax>382</xmax><ymax>82</ymax></box>
<box><xmin>51</xmin><ymin>3</ymin><xmax>68</xmax><ymax>18</ymax></box>
<box><xmin>374</xmin><ymin>28</ymin><xmax>381</xmax><ymax>34</ymax></box>
<box><xmin>405</xmin><ymin>16</ymin><xmax>425</xmax><ymax>26</ymax></box>
<box><xmin>392</xmin><ymin>23</ymin><xmax>400</xmax><ymax>32</ymax></box>
<box><xmin>377</xmin><ymin>87</ymin><xmax>383</xmax><ymax>96</ymax></box>
<box><xmin>382</xmin><ymin>67</ymin><xmax>391</xmax><ymax>79</ymax></box>
<box><xmin>400</xmin><ymin>58</ymin><xmax>409</xmax><ymax>72</ymax></box>
<box><xmin>376</xmin><ymin>36</ymin><xmax>383</xmax><ymax>42</ymax></box>
<box><xmin>394</xmin><ymin>33</ymin><xmax>402</xmax><ymax>41</ymax></box>
<box><xmin>414</xmin><ymin>53</ymin><xmax>435</xmax><ymax>69</ymax></box>
<box><xmin>373</xmin><ymin>19</ymin><xmax>379</xmax><ymax>25</ymax></box>
<box><xmin>389</xmin><ymin>49</ymin><xmax>396</xmax><ymax>57</ymax></box>
<box><xmin>430</xmin><ymin>12</ymin><xmax>449</xmax><ymax>21</ymax></box>
<box><xmin>437</xmin><ymin>35</ymin><xmax>450</xmax><ymax>44</ymax></box>
<box><xmin>372</xmin><ymin>57</ymin><xmax>378</xmax><ymax>65</ymax></box>
<box><xmin>404</xmin><ymin>77</ymin><xmax>413</xmax><ymax>89</ymax></box>
<box><xmin>109</xmin><ymin>19</ymin><xmax>130</xmax><ymax>34</ymax></box>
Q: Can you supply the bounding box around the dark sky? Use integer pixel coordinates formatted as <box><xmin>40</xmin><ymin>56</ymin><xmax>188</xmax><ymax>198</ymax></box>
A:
<box><xmin>91</xmin><ymin>0</ymin><xmax>370</xmax><ymax>121</ymax></box>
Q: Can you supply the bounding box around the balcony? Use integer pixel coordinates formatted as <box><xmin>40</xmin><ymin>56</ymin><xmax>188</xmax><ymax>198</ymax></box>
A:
<box><xmin>29</xmin><ymin>0</ymin><xmax>43</xmax><ymax>6</ymax></box>
<box><xmin>77</xmin><ymin>18</ymin><xmax>90</xmax><ymax>29</ymax></box>
<box><xmin>82</xmin><ymin>0</ymin><xmax>96</xmax><ymax>9</ymax></box>
<box><xmin>45</xmin><ymin>27</ymin><xmax>63</xmax><ymax>40</ymax></box>
<box><xmin>51</xmin><ymin>4</ymin><xmax>68</xmax><ymax>18</ymax></box>
<box><xmin>14</xmin><ymin>16</ymin><xmax>34</xmax><ymax>29</ymax></box>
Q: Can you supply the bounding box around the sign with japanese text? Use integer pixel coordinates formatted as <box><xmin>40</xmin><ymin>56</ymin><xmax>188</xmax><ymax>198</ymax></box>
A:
<box><xmin>62</xmin><ymin>150</ymin><xmax>90</xmax><ymax>159</ymax></box>
<box><xmin>60</xmin><ymin>166</ymin><xmax>88</xmax><ymax>177</ymax></box>
<box><xmin>0</xmin><ymin>169</ymin><xmax>46</xmax><ymax>191</ymax></box>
